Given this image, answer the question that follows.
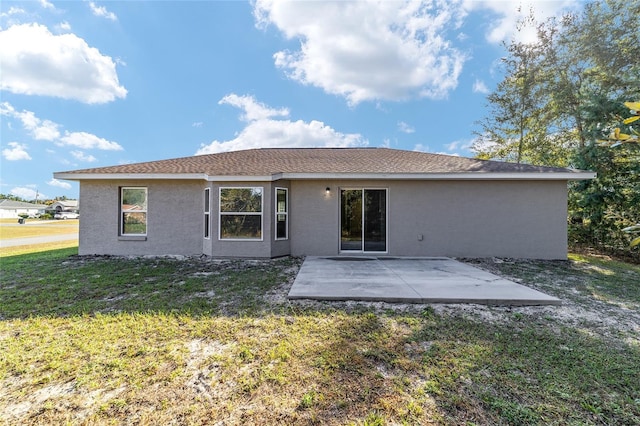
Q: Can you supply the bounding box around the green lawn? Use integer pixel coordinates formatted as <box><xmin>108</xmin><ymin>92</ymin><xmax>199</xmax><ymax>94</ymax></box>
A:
<box><xmin>1</xmin><ymin>249</ymin><xmax>639</xmax><ymax>425</ymax></box>
<box><xmin>0</xmin><ymin>219</ymin><xmax>78</xmax><ymax>240</ymax></box>
<box><xmin>0</xmin><ymin>219</ymin><xmax>78</xmax><ymax>257</ymax></box>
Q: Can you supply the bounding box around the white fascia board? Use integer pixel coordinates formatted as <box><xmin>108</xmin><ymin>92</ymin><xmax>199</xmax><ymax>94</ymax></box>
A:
<box><xmin>53</xmin><ymin>173</ymin><xmax>210</xmax><ymax>181</ymax></box>
<box><xmin>278</xmin><ymin>172</ymin><xmax>596</xmax><ymax>181</ymax></box>
<box><xmin>53</xmin><ymin>172</ymin><xmax>278</xmax><ymax>182</ymax></box>
<box><xmin>206</xmin><ymin>175</ymin><xmax>277</xmax><ymax>182</ymax></box>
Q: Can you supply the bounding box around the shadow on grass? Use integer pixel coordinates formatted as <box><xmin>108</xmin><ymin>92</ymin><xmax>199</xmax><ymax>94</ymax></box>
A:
<box><xmin>406</xmin><ymin>312</ymin><xmax>640</xmax><ymax>425</ymax></box>
<box><xmin>1</xmin><ymin>248</ymin><xmax>640</xmax><ymax>425</ymax></box>
<box><xmin>465</xmin><ymin>255</ymin><xmax>640</xmax><ymax>307</ymax></box>
<box><xmin>4</xmin><ymin>248</ymin><xmax>638</xmax><ymax>319</ymax></box>
<box><xmin>0</xmin><ymin>247</ymin><xmax>300</xmax><ymax>320</ymax></box>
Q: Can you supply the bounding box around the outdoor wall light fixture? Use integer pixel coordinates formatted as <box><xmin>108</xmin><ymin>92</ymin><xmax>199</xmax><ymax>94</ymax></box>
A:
<box><xmin>325</xmin><ymin>187</ymin><xmax>331</xmax><ymax>194</ymax></box>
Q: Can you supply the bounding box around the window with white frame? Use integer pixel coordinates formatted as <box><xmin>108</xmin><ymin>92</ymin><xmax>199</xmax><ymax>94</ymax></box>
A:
<box><xmin>219</xmin><ymin>187</ymin><xmax>263</xmax><ymax>240</ymax></box>
<box><xmin>275</xmin><ymin>187</ymin><xmax>288</xmax><ymax>240</ymax></box>
<box><xmin>121</xmin><ymin>187</ymin><xmax>147</xmax><ymax>235</ymax></box>
<box><xmin>204</xmin><ymin>188</ymin><xmax>210</xmax><ymax>239</ymax></box>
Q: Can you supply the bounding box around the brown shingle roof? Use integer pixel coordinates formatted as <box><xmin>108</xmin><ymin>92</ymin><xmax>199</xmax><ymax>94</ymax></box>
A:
<box><xmin>55</xmin><ymin>148</ymin><xmax>584</xmax><ymax>177</ymax></box>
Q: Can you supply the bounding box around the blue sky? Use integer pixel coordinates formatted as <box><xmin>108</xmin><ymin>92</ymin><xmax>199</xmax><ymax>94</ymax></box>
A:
<box><xmin>0</xmin><ymin>0</ymin><xmax>582</xmax><ymax>200</ymax></box>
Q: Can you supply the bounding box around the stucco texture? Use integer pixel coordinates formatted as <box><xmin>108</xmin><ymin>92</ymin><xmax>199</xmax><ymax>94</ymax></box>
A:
<box><xmin>78</xmin><ymin>180</ymin><xmax>204</xmax><ymax>256</ymax></box>
<box><xmin>204</xmin><ymin>182</ymin><xmax>291</xmax><ymax>258</ymax></box>
<box><xmin>290</xmin><ymin>180</ymin><xmax>568</xmax><ymax>260</ymax></box>
<box><xmin>78</xmin><ymin>179</ymin><xmax>568</xmax><ymax>259</ymax></box>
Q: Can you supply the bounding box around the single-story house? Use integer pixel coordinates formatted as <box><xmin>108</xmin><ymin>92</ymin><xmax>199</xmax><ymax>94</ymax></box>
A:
<box><xmin>48</xmin><ymin>200</ymin><xmax>79</xmax><ymax>214</ymax></box>
<box><xmin>0</xmin><ymin>199</ymin><xmax>47</xmax><ymax>219</ymax></box>
<box><xmin>53</xmin><ymin>148</ymin><xmax>595</xmax><ymax>259</ymax></box>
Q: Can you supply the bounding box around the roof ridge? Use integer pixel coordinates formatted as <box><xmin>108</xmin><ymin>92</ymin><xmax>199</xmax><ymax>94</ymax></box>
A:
<box><xmin>54</xmin><ymin>147</ymin><xmax>592</xmax><ymax>177</ymax></box>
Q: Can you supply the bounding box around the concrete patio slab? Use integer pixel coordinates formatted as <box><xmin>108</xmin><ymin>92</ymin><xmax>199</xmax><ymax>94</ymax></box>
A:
<box><xmin>288</xmin><ymin>257</ymin><xmax>560</xmax><ymax>306</ymax></box>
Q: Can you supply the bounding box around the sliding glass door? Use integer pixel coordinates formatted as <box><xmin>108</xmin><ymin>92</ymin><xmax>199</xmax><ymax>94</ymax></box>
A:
<box><xmin>340</xmin><ymin>189</ymin><xmax>387</xmax><ymax>252</ymax></box>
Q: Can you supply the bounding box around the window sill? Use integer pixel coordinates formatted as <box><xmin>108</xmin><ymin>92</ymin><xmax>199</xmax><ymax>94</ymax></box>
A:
<box><xmin>119</xmin><ymin>235</ymin><xmax>147</xmax><ymax>241</ymax></box>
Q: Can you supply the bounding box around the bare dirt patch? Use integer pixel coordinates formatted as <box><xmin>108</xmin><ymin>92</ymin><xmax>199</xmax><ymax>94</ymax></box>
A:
<box><xmin>289</xmin><ymin>256</ymin><xmax>639</xmax><ymax>347</ymax></box>
<box><xmin>457</xmin><ymin>257</ymin><xmax>640</xmax><ymax>346</ymax></box>
<box><xmin>2</xmin><ymin>252</ymin><xmax>638</xmax><ymax>425</ymax></box>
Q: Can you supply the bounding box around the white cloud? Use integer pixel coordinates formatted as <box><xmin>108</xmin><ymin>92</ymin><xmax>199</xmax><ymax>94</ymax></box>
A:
<box><xmin>89</xmin><ymin>2</ymin><xmax>118</xmax><ymax>21</ymax></box>
<box><xmin>445</xmin><ymin>139</ymin><xmax>473</xmax><ymax>153</ymax></box>
<box><xmin>39</xmin><ymin>0</ymin><xmax>55</xmax><ymax>10</ymax></box>
<box><xmin>20</xmin><ymin>113</ymin><xmax>60</xmax><ymax>141</ymax></box>
<box><xmin>35</xmin><ymin>120</ymin><xmax>60</xmax><ymax>140</ymax></box>
<box><xmin>447</xmin><ymin>141</ymin><xmax>460</xmax><ymax>151</ymax></box>
<box><xmin>48</xmin><ymin>178</ymin><xmax>72</xmax><ymax>190</ymax></box>
<box><xmin>255</xmin><ymin>0</ymin><xmax>467</xmax><ymax>105</ymax></box>
<box><xmin>70</xmin><ymin>150</ymin><xmax>97</xmax><ymax>162</ymax></box>
<box><xmin>10</xmin><ymin>186</ymin><xmax>47</xmax><ymax>200</ymax></box>
<box><xmin>397</xmin><ymin>121</ymin><xmax>415</xmax><ymax>134</ymax></box>
<box><xmin>59</xmin><ymin>131</ymin><xmax>123</xmax><ymax>151</ymax></box>
<box><xmin>464</xmin><ymin>0</ymin><xmax>580</xmax><ymax>44</ymax></box>
<box><xmin>57</xmin><ymin>21</ymin><xmax>72</xmax><ymax>32</ymax></box>
<box><xmin>470</xmin><ymin>135</ymin><xmax>498</xmax><ymax>154</ymax></box>
<box><xmin>0</xmin><ymin>6</ymin><xmax>25</xmax><ymax>18</ymax></box>
<box><xmin>2</xmin><ymin>142</ymin><xmax>32</xmax><ymax>161</ymax></box>
<box><xmin>192</xmin><ymin>122</ymin><xmax>203</xmax><ymax>128</ymax></box>
<box><xmin>473</xmin><ymin>79</ymin><xmax>490</xmax><ymax>94</ymax></box>
<box><xmin>381</xmin><ymin>138</ymin><xmax>392</xmax><ymax>148</ymax></box>
<box><xmin>413</xmin><ymin>143</ymin><xmax>460</xmax><ymax>156</ymax></box>
<box><xmin>1</xmin><ymin>101</ymin><xmax>61</xmax><ymax>141</ymax></box>
<box><xmin>219</xmin><ymin>94</ymin><xmax>289</xmax><ymax>122</ymax></box>
<box><xmin>1</xmin><ymin>102</ymin><xmax>121</xmax><ymax>152</ymax></box>
<box><xmin>196</xmin><ymin>93</ymin><xmax>367</xmax><ymax>154</ymax></box>
<box><xmin>0</xmin><ymin>101</ymin><xmax>15</xmax><ymax>115</ymax></box>
<box><xmin>0</xmin><ymin>23</ymin><xmax>127</xmax><ymax>104</ymax></box>
<box><xmin>197</xmin><ymin>119</ymin><xmax>367</xmax><ymax>154</ymax></box>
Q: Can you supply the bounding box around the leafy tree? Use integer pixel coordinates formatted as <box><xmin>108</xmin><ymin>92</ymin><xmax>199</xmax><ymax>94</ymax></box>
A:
<box><xmin>474</xmin><ymin>0</ymin><xmax>640</xmax><ymax>257</ymax></box>
<box><xmin>0</xmin><ymin>194</ymin><xmax>27</xmax><ymax>202</ymax></box>
<box><xmin>564</xmin><ymin>0</ymin><xmax>640</xmax><ymax>254</ymax></box>
<box><xmin>473</xmin><ymin>13</ymin><xmax>565</xmax><ymax>165</ymax></box>
<box><xmin>597</xmin><ymin>102</ymin><xmax>640</xmax><ymax>248</ymax></box>
<box><xmin>546</xmin><ymin>0</ymin><xmax>640</xmax><ymax>152</ymax></box>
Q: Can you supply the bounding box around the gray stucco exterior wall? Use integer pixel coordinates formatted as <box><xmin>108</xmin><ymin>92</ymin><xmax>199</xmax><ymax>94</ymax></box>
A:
<box><xmin>270</xmin><ymin>181</ymin><xmax>292</xmax><ymax>258</ymax></box>
<box><xmin>78</xmin><ymin>178</ymin><xmax>569</xmax><ymax>259</ymax></box>
<box><xmin>290</xmin><ymin>180</ymin><xmax>568</xmax><ymax>260</ymax></box>
<box><xmin>79</xmin><ymin>180</ymin><xmax>204</xmax><ymax>256</ymax></box>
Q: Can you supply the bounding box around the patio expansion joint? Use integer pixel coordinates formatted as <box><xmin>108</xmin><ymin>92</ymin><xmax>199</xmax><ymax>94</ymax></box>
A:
<box><xmin>433</xmin><ymin>266</ymin><xmax>504</xmax><ymax>284</ymax></box>
<box><xmin>376</xmin><ymin>259</ymin><xmax>424</xmax><ymax>299</ymax></box>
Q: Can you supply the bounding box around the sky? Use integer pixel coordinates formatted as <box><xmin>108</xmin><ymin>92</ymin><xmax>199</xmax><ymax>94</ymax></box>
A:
<box><xmin>0</xmin><ymin>0</ymin><xmax>583</xmax><ymax>200</ymax></box>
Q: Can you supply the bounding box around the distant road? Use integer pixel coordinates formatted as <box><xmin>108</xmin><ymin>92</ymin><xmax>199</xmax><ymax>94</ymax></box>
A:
<box><xmin>0</xmin><ymin>233</ymin><xmax>78</xmax><ymax>248</ymax></box>
<box><xmin>1</xmin><ymin>220</ymin><xmax>66</xmax><ymax>227</ymax></box>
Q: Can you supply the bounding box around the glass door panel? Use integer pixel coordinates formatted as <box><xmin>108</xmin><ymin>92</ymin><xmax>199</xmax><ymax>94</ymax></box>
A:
<box><xmin>363</xmin><ymin>189</ymin><xmax>386</xmax><ymax>252</ymax></box>
<box><xmin>340</xmin><ymin>189</ymin><xmax>362</xmax><ymax>251</ymax></box>
<box><xmin>340</xmin><ymin>189</ymin><xmax>387</xmax><ymax>252</ymax></box>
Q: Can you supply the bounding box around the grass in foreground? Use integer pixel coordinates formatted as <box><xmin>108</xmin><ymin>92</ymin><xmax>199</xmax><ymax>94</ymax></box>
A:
<box><xmin>1</xmin><ymin>249</ymin><xmax>639</xmax><ymax>425</ymax></box>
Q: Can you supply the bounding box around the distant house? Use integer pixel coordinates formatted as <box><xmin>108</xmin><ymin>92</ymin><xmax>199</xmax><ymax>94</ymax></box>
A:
<box><xmin>48</xmin><ymin>200</ymin><xmax>79</xmax><ymax>214</ymax></box>
<box><xmin>0</xmin><ymin>199</ymin><xmax>47</xmax><ymax>219</ymax></box>
<box><xmin>53</xmin><ymin>148</ymin><xmax>595</xmax><ymax>259</ymax></box>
